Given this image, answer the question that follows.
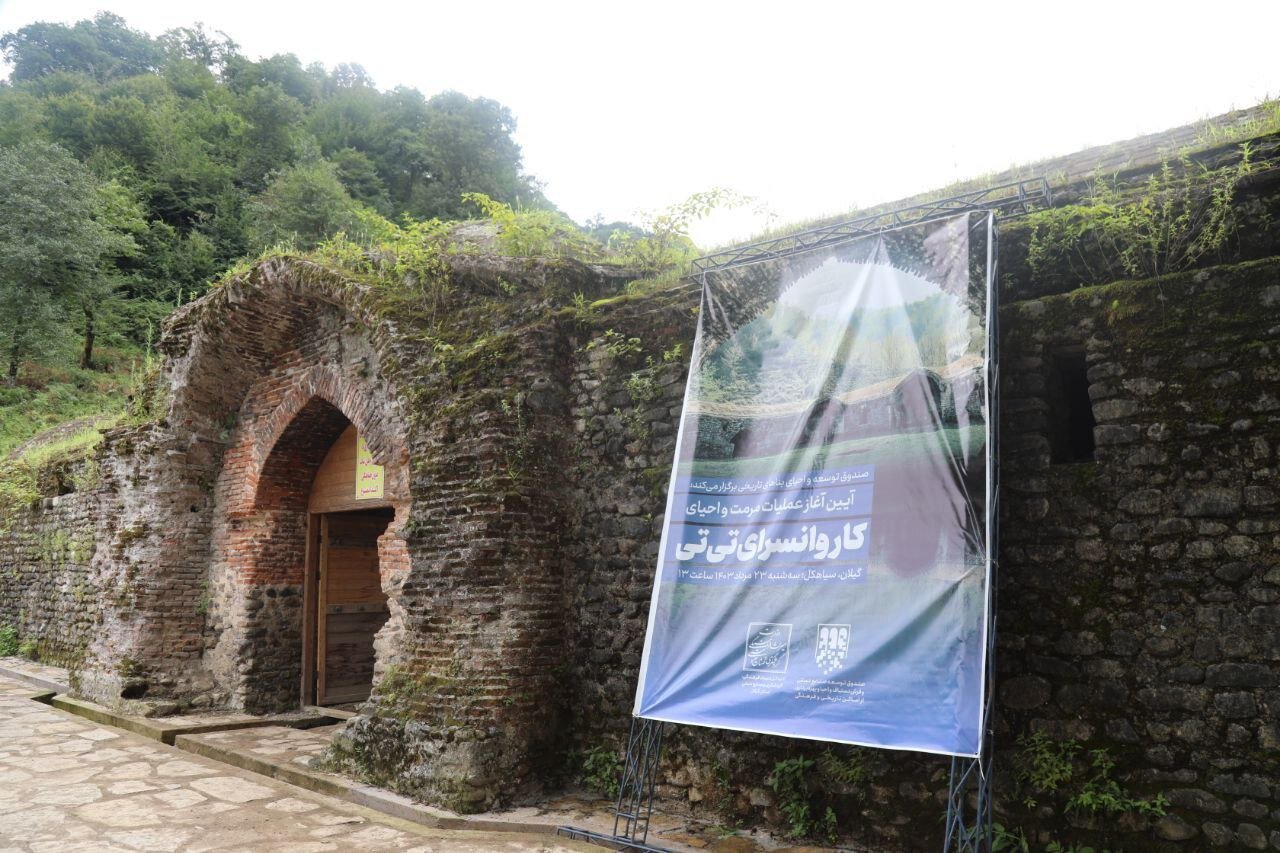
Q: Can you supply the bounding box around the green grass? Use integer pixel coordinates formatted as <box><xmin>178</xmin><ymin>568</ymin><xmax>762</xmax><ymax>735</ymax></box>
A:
<box><xmin>683</xmin><ymin>425</ymin><xmax>986</xmax><ymax>479</ymax></box>
<box><xmin>0</xmin><ymin>349</ymin><xmax>141</xmax><ymax>458</ymax></box>
<box><xmin>0</xmin><ymin>347</ymin><xmax>142</xmax><ymax>524</ymax></box>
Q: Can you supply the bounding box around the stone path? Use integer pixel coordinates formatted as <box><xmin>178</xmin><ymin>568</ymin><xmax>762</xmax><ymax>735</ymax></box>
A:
<box><xmin>187</xmin><ymin>723</ymin><xmax>340</xmax><ymax>772</ymax></box>
<box><xmin>0</xmin><ymin>674</ymin><xmax>590</xmax><ymax>852</ymax></box>
<box><xmin>0</xmin><ymin>657</ymin><xmax>69</xmax><ymax>692</ymax></box>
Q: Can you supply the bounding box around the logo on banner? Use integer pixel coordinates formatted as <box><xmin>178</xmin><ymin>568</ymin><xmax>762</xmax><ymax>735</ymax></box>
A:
<box><xmin>743</xmin><ymin>623</ymin><xmax>792</xmax><ymax>673</ymax></box>
<box><xmin>816</xmin><ymin>624</ymin><xmax>850</xmax><ymax>675</ymax></box>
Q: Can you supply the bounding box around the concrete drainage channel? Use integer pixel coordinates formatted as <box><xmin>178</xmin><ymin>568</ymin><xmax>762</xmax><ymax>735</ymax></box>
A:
<box><xmin>3</xmin><ymin>663</ymin><xmax>609</xmax><ymax>849</ymax></box>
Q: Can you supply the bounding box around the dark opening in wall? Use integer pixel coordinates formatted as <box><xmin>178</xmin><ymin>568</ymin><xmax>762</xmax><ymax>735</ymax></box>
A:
<box><xmin>1047</xmin><ymin>349</ymin><xmax>1096</xmax><ymax>463</ymax></box>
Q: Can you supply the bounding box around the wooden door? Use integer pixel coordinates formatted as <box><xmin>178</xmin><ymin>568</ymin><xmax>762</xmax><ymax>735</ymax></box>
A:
<box><xmin>317</xmin><ymin>510</ymin><xmax>392</xmax><ymax>705</ymax></box>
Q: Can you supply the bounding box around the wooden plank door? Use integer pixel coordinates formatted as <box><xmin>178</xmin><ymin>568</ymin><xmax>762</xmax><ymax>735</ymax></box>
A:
<box><xmin>317</xmin><ymin>510</ymin><xmax>392</xmax><ymax>705</ymax></box>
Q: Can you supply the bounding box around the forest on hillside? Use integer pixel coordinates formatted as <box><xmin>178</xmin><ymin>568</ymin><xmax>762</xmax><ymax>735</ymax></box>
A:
<box><xmin>0</xmin><ymin>14</ymin><xmax>564</xmax><ymax>368</ymax></box>
<box><xmin>0</xmin><ymin>13</ymin><xmax>592</xmax><ymax>452</ymax></box>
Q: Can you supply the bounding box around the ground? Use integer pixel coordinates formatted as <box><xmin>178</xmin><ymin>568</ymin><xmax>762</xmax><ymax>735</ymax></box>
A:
<box><xmin>0</xmin><ymin>673</ymin><xmax>590</xmax><ymax>852</ymax></box>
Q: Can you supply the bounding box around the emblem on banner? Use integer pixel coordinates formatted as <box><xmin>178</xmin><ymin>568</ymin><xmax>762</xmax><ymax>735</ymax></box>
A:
<box><xmin>815</xmin><ymin>624</ymin><xmax>850</xmax><ymax>675</ymax></box>
<box><xmin>743</xmin><ymin>622</ymin><xmax>792</xmax><ymax>673</ymax></box>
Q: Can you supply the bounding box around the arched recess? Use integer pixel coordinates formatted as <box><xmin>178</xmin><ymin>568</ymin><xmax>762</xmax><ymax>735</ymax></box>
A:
<box><xmin>205</xmin><ymin>379</ymin><xmax>410</xmax><ymax>712</ymax></box>
<box><xmin>178</xmin><ymin>270</ymin><xmax>413</xmax><ymax>713</ymax></box>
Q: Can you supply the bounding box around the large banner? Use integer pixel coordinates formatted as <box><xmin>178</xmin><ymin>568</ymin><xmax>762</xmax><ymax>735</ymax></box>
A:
<box><xmin>634</xmin><ymin>212</ymin><xmax>994</xmax><ymax>757</ymax></box>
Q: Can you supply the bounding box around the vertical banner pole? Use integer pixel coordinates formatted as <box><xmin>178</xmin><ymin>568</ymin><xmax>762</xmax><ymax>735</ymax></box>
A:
<box><xmin>943</xmin><ymin>211</ymin><xmax>999</xmax><ymax>852</ymax></box>
<box><xmin>612</xmin><ymin>716</ymin><xmax>665</xmax><ymax>844</ymax></box>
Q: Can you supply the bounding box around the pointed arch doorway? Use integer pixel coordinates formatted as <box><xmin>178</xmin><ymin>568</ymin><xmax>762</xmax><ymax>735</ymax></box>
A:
<box><xmin>303</xmin><ymin>424</ymin><xmax>395</xmax><ymax>706</ymax></box>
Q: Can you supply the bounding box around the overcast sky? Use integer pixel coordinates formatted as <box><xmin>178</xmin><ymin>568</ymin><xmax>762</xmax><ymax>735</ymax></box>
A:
<box><xmin>1</xmin><ymin>0</ymin><xmax>1277</xmax><ymax>246</ymax></box>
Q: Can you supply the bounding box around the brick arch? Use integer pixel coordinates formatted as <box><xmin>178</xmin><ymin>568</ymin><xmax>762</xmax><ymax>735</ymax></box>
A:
<box><xmin>222</xmin><ymin>364</ymin><xmax>411</xmax><ymax>517</ymax></box>
<box><xmin>186</xmin><ymin>274</ymin><xmax>413</xmax><ymax>712</ymax></box>
<box><xmin>251</xmin><ymin>396</ymin><xmax>350</xmax><ymax>515</ymax></box>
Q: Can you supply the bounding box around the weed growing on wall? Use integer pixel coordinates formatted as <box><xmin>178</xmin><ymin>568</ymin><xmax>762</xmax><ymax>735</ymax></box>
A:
<box><xmin>610</xmin><ymin>189</ymin><xmax>755</xmax><ymax>276</ymax></box>
<box><xmin>1065</xmin><ymin>749</ymin><xmax>1168</xmax><ymax>818</ymax></box>
<box><xmin>1015</xmin><ymin>731</ymin><xmax>1079</xmax><ymax>807</ymax></box>
<box><xmin>1008</xmin><ymin>731</ymin><xmax>1166</xmax><ymax>844</ymax></box>
<box><xmin>766</xmin><ymin>756</ymin><xmax>838</xmax><ymax>843</ymax></box>
<box><xmin>1027</xmin><ymin>145</ymin><xmax>1256</xmax><ymax>284</ymax></box>
<box><xmin>462</xmin><ymin>192</ymin><xmax>602</xmax><ymax>260</ymax></box>
<box><xmin>498</xmin><ymin>392</ymin><xmax>533</xmax><ymax>480</ymax></box>
<box><xmin>0</xmin><ymin>625</ymin><xmax>17</xmax><ymax>656</ymax></box>
<box><xmin>581</xmin><ymin>745</ymin><xmax>622</xmax><ymax>799</ymax></box>
<box><xmin>1194</xmin><ymin>98</ymin><xmax>1280</xmax><ymax>147</ymax></box>
<box><xmin>0</xmin><ymin>420</ymin><xmax>112</xmax><ymax>529</ymax></box>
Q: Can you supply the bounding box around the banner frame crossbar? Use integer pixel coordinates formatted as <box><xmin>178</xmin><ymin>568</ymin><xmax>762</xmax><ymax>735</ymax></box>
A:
<box><xmin>690</xmin><ymin>177</ymin><xmax>1049</xmax><ymax>275</ymax></box>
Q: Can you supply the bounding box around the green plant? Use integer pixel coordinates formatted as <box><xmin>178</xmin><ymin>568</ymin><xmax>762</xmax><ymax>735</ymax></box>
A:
<box><xmin>582</xmin><ymin>745</ymin><xmax>621</xmax><ymax>799</ymax></box>
<box><xmin>586</xmin><ymin>329</ymin><xmax>643</xmax><ymax>360</ymax></box>
<box><xmin>498</xmin><ymin>392</ymin><xmax>533</xmax><ymax>480</ymax></box>
<box><xmin>767</xmin><ymin>756</ymin><xmax>837</xmax><ymax>843</ymax></box>
<box><xmin>462</xmin><ymin>192</ymin><xmax>601</xmax><ymax>260</ymax></box>
<box><xmin>194</xmin><ymin>582</ymin><xmax>211</xmax><ymax>615</ymax></box>
<box><xmin>1194</xmin><ymin>97</ymin><xmax>1280</xmax><ymax>147</ymax></box>
<box><xmin>1014</xmin><ymin>732</ymin><xmax>1166</xmax><ymax>830</ymax></box>
<box><xmin>0</xmin><ymin>419</ymin><xmax>114</xmax><ymax>529</ymax></box>
<box><xmin>1027</xmin><ymin>144</ymin><xmax>1256</xmax><ymax>285</ymax></box>
<box><xmin>991</xmin><ymin>822</ymin><xmax>1031</xmax><ymax>852</ymax></box>
<box><xmin>17</xmin><ymin>638</ymin><xmax>38</xmax><ymax>660</ymax></box>
<box><xmin>1066</xmin><ymin>749</ymin><xmax>1167</xmax><ymax>817</ymax></box>
<box><xmin>0</xmin><ymin>625</ymin><xmax>18</xmax><ymax>656</ymax></box>
<box><xmin>625</xmin><ymin>372</ymin><xmax>657</xmax><ymax>404</ymax></box>
<box><xmin>610</xmin><ymin>188</ymin><xmax>754</xmax><ymax>276</ymax></box>
<box><xmin>1014</xmin><ymin>731</ymin><xmax>1079</xmax><ymax>807</ymax></box>
<box><xmin>815</xmin><ymin>747</ymin><xmax>872</xmax><ymax>789</ymax></box>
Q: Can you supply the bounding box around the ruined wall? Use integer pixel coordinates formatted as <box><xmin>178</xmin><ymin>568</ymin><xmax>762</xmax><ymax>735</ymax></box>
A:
<box><xmin>995</xmin><ymin>259</ymin><xmax>1280</xmax><ymax>848</ymax></box>
<box><xmin>0</xmin><ymin>483</ymin><xmax>99</xmax><ymax>666</ymax></box>
<box><xmin>328</xmin><ymin>256</ymin><xmax>624</xmax><ymax>811</ymax></box>
<box><xmin>1</xmin><ymin>118</ymin><xmax>1278</xmax><ymax>847</ymax></box>
<box><xmin>557</xmin><ymin>255</ymin><xmax>1280</xmax><ymax>850</ymax></box>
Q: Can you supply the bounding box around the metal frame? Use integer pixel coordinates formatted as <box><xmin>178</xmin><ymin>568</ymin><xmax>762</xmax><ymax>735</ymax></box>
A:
<box><xmin>943</xmin><ymin>212</ymin><xmax>1001</xmax><ymax>853</ymax></box>
<box><xmin>690</xmin><ymin>178</ymin><xmax>1049</xmax><ymax>274</ymax></box>
<box><xmin>558</xmin><ymin>717</ymin><xmax>668</xmax><ymax>852</ymax></box>
<box><xmin>573</xmin><ymin>183</ymin><xmax>1037</xmax><ymax>853</ymax></box>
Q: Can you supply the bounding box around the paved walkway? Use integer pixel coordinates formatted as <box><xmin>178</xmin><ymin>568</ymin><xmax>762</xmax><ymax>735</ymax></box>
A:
<box><xmin>0</xmin><ymin>674</ymin><xmax>589</xmax><ymax>852</ymax></box>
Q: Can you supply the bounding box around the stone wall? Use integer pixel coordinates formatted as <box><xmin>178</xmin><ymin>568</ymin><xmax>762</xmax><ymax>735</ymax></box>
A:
<box><xmin>0</xmin><ymin>483</ymin><xmax>99</xmax><ymax>666</ymax></box>
<box><xmin>0</xmin><ymin>120</ymin><xmax>1277</xmax><ymax>847</ymax></box>
<box><xmin>555</xmin><ymin>256</ymin><xmax>1280</xmax><ymax>849</ymax></box>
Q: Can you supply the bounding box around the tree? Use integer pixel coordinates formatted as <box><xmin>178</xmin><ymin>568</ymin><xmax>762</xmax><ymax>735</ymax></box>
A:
<box><xmin>0</xmin><ymin>142</ymin><xmax>114</xmax><ymax>378</ymax></box>
<box><xmin>413</xmin><ymin>91</ymin><xmax>540</xmax><ymax>218</ymax></box>
<box><xmin>0</xmin><ymin>12</ymin><xmax>556</xmax><ymax>372</ymax></box>
<box><xmin>330</xmin><ymin>147</ymin><xmax>390</xmax><ymax>212</ymax></box>
<box><xmin>245</xmin><ymin>157</ymin><xmax>374</xmax><ymax>252</ymax></box>
<box><xmin>236</xmin><ymin>83</ymin><xmax>305</xmax><ymax>191</ymax></box>
<box><xmin>0</xmin><ymin>13</ymin><xmax>160</xmax><ymax>83</ymax></box>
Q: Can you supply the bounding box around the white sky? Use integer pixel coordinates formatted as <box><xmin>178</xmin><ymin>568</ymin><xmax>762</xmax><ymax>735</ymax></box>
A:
<box><xmin>1</xmin><ymin>0</ymin><xmax>1277</xmax><ymax>247</ymax></box>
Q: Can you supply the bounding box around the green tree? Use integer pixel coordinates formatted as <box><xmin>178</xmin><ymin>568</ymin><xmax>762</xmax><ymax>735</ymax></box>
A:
<box><xmin>245</xmin><ymin>157</ymin><xmax>377</xmax><ymax>251</ymax></box>
<box><xmin>413</xmin><ymin>91</ymin><xmax>541</xmax><ymax>218</ymax></box>
<box><xmin>0</xmin><ymin>13</ymin><xmax>160</xmax><ymax>83</ymax></box>
<box><xmin>0</xmin><ymin>11</ymin><xmax>555</xmax><ymax>369</ymax></box>
<box><xmin>0</xmin><ymin>141</ymin><xmax>115</xmax><ymax>378</ymax></box>
<box><xmin>236</xmin><ymin>83</ymin><xmax>306</xmax><ymax>191</ymax></box>
<box><xmin>330</xmin><ymin>147</ymin><xmax>391</xmax><ymax>212</ymax></box>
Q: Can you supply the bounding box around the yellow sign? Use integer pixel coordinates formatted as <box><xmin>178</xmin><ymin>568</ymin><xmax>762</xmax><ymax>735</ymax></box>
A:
<box><xmin>356</xmin><ymin>434</ymin><xmax>385</xmax><ymax>500</ymax></box>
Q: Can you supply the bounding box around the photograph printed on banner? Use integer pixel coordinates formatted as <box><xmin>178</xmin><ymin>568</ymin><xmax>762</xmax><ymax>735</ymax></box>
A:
<box><xmin>634</xmin><ymin>211</ymin><xmax>993</xmax><ymax>757</ymax></box>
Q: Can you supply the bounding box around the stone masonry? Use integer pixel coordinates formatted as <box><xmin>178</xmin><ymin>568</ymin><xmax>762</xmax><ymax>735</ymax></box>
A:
<box><xmin>0</xmin><ymin>122</ymin><xmax>1278</xmax><ymax>848</ymax></box>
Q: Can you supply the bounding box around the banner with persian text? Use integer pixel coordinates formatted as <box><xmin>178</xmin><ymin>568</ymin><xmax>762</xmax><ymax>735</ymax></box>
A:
<box><xmin>633</xmin><ymin>212</ymin><xmax>994</xmax><ymax>757</ymax></box>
